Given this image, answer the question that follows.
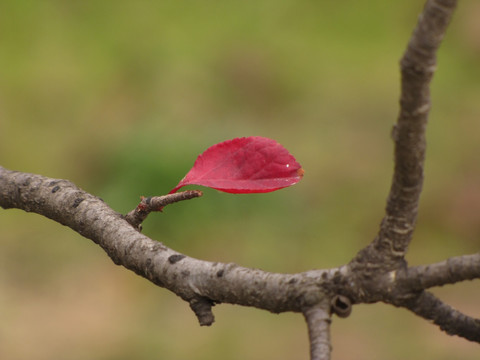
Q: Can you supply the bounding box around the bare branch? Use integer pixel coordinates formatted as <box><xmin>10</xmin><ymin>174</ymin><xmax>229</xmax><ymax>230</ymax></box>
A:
<box><xmin>396</xmin><ymin>291</ymin><xmax>480</xmax><ymax>342</ymax></box>
<box><xmin>0</xmin><ymin>165</ymin><xmax>337</xmax><ymax>322</ymax></box>
<box><xmin>400</xmin><ymin>253</ymin><xmax>480</xmax><ymax>290</ymax></box>
<box><xmin>371</xmin><ymin>0</ymin><xmax>458</xmax><ymax>263</ymax></box>
<box><xmin>124</xmin><ymin>190</ymin><xmax>203</xmax><ymax>230</ymax></box>
<box><xmin>303</xmin><ymin>304</ymin><xmax>332</xmax><ymax>360</ymax></box>
<box><xmin>3</xmin><ymin>163</ymin><xmax>479</xmax><ymax>347</ymax></box>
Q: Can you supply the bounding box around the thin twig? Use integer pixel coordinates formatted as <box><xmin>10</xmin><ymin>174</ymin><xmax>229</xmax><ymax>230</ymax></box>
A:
<box><xmin>124</xmin><ymin>190</ymin><xmax>203</xmax><ymax>230</ymax></box>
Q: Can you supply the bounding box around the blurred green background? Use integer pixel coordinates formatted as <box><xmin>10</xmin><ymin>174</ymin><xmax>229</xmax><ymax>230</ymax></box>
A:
<box><xmin>1</xmin><ymin>0</ymin><xmax>479</xmax><ymax>359</ymax></box>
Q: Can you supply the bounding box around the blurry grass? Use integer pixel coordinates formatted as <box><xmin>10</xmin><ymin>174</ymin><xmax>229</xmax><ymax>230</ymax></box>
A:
<box><xmin>1</xmin><ymin>0</ymin><xmax>480</xmax><ymax>359</ymax></box>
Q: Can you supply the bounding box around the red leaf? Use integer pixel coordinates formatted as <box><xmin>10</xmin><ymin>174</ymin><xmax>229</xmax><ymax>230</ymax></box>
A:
<box><xmin>169</xmin><ymin>136</ymin><xmax>304</xmax><ymax>194</ymax></box>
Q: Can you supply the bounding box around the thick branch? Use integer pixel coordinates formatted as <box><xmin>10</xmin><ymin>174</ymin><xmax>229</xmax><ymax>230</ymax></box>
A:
<box><xmin>372</xmin><ymin>0</ymin><xmax>458</xmax><ymax>263</ymax></box>
<box><xmin>0</xmin><ymin>166</ymin><xmax>338</xmax><ymax>322</ymax></box>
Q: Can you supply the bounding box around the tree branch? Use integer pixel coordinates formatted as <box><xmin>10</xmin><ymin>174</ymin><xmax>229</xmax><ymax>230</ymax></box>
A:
<box><xmin>366</xmin><ymin>0</ymin><xmax>458</xmax><ymax>266</ymax></box>
<box><xmin>400</xmin><ymin>253</ymin><xmax>480</xmax><ymax>290</ymax></box>
<box><xmin>303</xmin><ymin>304</ymin><xmax>332</xmax><ymax>360</ymax></box>
<box><xmin>0</xmin><ymin>165</ymin><xmax>338</xmax><ymax>321</ymax></box>
<box><xmin>396</xmin><ymin>291</ymin><xmax>480</xmax><ymax>342</ymax></box>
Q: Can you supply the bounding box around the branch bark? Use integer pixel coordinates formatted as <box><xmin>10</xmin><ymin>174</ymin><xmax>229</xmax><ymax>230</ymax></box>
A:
<box><xmin>303</xmin><ymin>304</ymin><xmax>332</xmax><ymax>360</ymax></box>
<box><xmin>356</xmin><ymin>0</ymin><xmax>458</xmax><ymax>269</ymax></box>
<box><xmin>1</xmin><ymin>161</ymin><xmax>479</xmax><ymax>354</ymax></box>
<box><xmin>401</xmin><ymin>254</ymin><xmax>480</xmax><ymax>290</ymax></box>
<box><xmin>0</xmin><ymin>165</ymin><xmax>339</xmax><ymax>320</ymax></box>
<box><xmin>397</xmin><ymin>291</ymin><xmax>480</xmax><ymax>342</ymax></box>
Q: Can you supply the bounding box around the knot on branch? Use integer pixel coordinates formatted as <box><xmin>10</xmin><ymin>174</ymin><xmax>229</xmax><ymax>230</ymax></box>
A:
<box><xmin>331</xmin><ymin>295</ymin><xmax>352</xmax><ymax>318</ymax></box>
<box><xmin>189</xmin><ymin>296</ymin><xmax>215</xmax><ymax>326</ymax></box>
